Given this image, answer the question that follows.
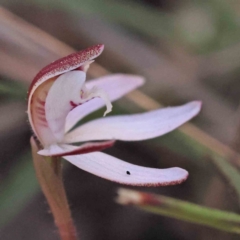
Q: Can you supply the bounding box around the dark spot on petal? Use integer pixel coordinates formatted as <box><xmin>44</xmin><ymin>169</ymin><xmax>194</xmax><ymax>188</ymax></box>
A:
<box><xmin>126</xmin><ymin>171</ymin><xmax>131</xmax><ymax>175</ymax></box>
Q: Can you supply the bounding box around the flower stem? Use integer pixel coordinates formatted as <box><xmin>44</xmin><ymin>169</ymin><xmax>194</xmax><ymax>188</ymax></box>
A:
<box><xmin>31</xmin><ymin>137</ymin><xmax>78</xmax><ymax>240</ymax></box>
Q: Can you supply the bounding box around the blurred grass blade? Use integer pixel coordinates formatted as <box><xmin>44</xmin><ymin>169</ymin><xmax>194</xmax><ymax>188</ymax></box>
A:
<box><xmin>117</xmin><ymin>188</ymin><xmax>240</xmax><ymax>234</ymax></box>
<box><xmin>0</xmin><ymin>151</ymin><xmax>39</xmax><ymax>228</ymax></box>
<box><xmin>4</xmin><ymin>0</ymin><xmax>239</xmax><ymax>52</ymax></box>
<box><xmin>212</xmin><ymin>156</ymin><xmax>240</xmax><ymax>205</ymax></box>
<box><xmin>0</xmin><ymin>80</ymin><xmax>27</xmax><ymax>99</ymax></box>
<box><xmin>74</xmin><ymin>0</ymin><xmax>173</xmax><ymax>39</ymax></box>
<box><xmin>5</xmin><ymin>0</ymin><xmax>172</xmax><ymax>39</ymax></box>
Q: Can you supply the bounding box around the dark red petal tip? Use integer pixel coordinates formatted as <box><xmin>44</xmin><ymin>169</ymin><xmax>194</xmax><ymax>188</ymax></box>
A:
<box><xmin>28</xmin><ymin>44</ymin><xmax>104</xmax><ymax>97</ymax></box>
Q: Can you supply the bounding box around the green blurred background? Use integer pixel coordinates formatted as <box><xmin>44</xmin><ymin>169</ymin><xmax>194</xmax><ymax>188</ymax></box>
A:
<box><xmin>1</xmin><ymin>0</ymin><xmax>240</xmax><ymax>239</ymax></box>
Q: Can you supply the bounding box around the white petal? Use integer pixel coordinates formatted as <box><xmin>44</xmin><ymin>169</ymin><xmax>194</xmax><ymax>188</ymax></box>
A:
<box><xmin>63</xmin><ymin>152</ymin><xmax>188</xmax><ymax>186</ymax></box>
<box><xmin>45</xmin><ymin>71</ymin><xmax>86</xmax><ymax>141</ymax></box>
<box><xmin>64</xmin><ymin>74</ymin><xmax>144</xmax><ymax>132</ymax></box>
<box><xmin>38</xmin><ymin>141</ymin><xmax>115</xmax><ymax>157</ymax></box>
<box><xmin>64</xmin><ymin>101</ymin><xmax>201</xmax><ymax>143</ymax></box>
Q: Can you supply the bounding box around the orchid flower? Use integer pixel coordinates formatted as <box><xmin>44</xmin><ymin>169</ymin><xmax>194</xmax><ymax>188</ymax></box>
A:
<box><xmin>28</xmin><ymin>44</ymin><xmax>201</xmax><ymax>187</ymax></box>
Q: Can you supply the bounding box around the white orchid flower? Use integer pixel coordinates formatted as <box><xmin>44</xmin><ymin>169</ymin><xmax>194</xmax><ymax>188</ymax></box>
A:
<box><xmin>28</xmin><ymin>44</ymin><xmax>201</xmax><ymax>187</ymax></box>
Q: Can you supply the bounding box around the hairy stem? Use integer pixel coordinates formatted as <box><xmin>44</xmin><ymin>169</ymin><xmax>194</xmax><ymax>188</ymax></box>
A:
<box><xmin>31</xmin><ymin>137</ymin><xmax>78</xmax><ymax>240</ymax></box>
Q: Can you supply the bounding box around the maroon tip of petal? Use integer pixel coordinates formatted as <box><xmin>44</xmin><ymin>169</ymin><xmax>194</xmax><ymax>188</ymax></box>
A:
<box><xmin>28</xmin><ymin>44</ymin><xmax>104</xmax><ymax>98</ymax></box>
<box><xmin>117</xmin><ymin>171</ymin><xmax>189</xmax><ymax>187</ymax></box>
